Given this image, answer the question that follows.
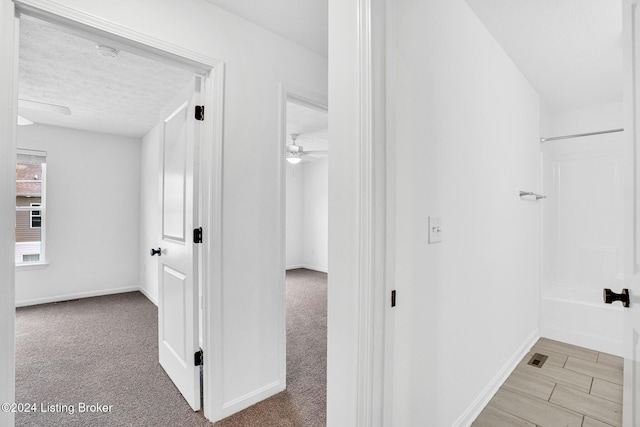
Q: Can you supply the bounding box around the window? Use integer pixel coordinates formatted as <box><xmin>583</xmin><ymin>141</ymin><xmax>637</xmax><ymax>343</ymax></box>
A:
<box><xmin>15</xmin><ymin>149</ymin><xmax>47</xmax><ymax>265</ymax></box>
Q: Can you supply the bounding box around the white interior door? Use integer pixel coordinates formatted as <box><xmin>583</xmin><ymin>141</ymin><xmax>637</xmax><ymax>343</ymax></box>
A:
<box><xmin>157</xmin><ymin>76</ymin><xmax>202</xmax><ymax>411</ymax></box>
<box><xmin>623</xmin><ymin>0</ymin><xmax>640</xmax><ymax>425</ymax></box>
<box><xmin>623</xmin><ymin>294</ymin><xmax>640</xmax><ymax>425</ymax></box>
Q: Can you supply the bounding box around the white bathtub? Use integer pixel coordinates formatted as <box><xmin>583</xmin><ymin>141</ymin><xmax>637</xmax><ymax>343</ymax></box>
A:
<box><xmin>541</xmin><ymin>286</ymin><xmax>624</xmax><ymax>356</ymax></box>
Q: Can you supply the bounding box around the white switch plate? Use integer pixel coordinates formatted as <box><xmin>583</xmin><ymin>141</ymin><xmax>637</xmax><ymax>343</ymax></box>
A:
<box><xmin>428</xmin><ymin>216</ymin><xmax>442</xmax><ymax>244</ymax></box>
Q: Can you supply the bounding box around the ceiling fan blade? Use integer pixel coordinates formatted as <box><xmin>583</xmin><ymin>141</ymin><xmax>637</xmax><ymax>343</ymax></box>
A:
<box><xmin>302</xmin><ymin>150</ymin><xmax>328</xmax><ymax>155</ymax></box>
<box><xmin>19</xmin><ymin>99</ymin><xmax>71</xmax><ymax>115</ymax></box>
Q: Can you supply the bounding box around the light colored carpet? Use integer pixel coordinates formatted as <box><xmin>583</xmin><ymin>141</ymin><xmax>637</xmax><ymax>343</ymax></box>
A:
<box><xmin>15</xmin><ymin>268</ymin><xmax>326</xmax><ymax>427</ymax></box>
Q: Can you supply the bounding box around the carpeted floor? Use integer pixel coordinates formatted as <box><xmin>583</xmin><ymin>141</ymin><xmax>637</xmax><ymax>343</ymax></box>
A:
<box><xmin>15</xmin><ymin>268</ymin><xmax>327</xmax><ymax>427</ymax></box>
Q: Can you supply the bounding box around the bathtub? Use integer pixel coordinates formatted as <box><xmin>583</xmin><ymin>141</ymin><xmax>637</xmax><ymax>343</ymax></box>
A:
<box><xmin>540</xmin><ymin>286</ymin><xmax>624</xmax><ymax>356</ymax></box>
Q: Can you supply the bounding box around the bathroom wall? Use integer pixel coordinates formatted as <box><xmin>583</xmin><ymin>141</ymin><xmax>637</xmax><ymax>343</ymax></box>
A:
<box><xmin>541</xmin><ymin>102</ymin><xmax>625</xmax><ymax>355</ymax></box>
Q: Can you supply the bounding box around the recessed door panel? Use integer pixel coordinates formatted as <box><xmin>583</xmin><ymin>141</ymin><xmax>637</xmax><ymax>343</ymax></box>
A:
<box><xmin>161</xmin><ymin>265</ymin><xmax>187</xmax><ymax>366</ymax></box>
<box><xmin>162</xmin><ymin>102</ymin><xmax>188</xmax><ymax>242</ymax></box>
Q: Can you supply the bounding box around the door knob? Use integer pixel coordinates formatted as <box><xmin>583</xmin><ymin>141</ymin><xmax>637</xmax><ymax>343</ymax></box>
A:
<box><xmin>150</xmin><ymin>248</ymin><xmax>162</xmax><ymax>256</ymax></box>
<box><xmin>603</xmin><ymin>288</ymin><xmax>630</xmax><ymax>308</ymax></box>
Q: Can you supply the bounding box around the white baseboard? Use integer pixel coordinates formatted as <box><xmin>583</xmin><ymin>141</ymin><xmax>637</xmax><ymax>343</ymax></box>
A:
<box><xmin>452</xmin><ymin>328</ymin><xmax>540</xmax><ymax>427</ymax></box>
<box><xmin>221</xmin><ymin>380</ymin><xmax>284</xmax><ymax>418</ymax></box>
<box><xmin>137</xmin><ymin>286</ymin><xmax>158</xmax><ymax>306</ymax></box>
<box><xmin>301</xmin><ymin>264</ymin><xmax>328</xmax><ymax>273</ymax></box>
<box><xmin>286</xmin><ymin>264</ymin><xmax>328</xmax><ymax>273</ymax></box>
<box><xmin>16</xmin><ymin>285</ymin><xmax>140</xmax><ymax>307</ymax></box>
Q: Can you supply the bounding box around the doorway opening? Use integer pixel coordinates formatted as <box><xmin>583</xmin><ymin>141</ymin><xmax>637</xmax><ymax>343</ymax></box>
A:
<box><xmin>284</xmin><ymin>95</ymin><xmax>328</xmax><ymax>424</ymax></box>
<box><xmin>12</xmin><ymin>6</ymin><xmax>222</xmax><ymax>424</ymax></box>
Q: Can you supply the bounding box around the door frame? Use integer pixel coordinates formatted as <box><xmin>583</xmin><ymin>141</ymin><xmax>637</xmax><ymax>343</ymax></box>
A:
<box><xmin>326</xmin><ymin>0</ymin><xmax>393</xmax><ymax>424</ymax></box>
<box><xmin>277</xmin><ymin>83</ymin><xmax>329</xmax><ymax>390</ymax></box>
<box><xmin>10</xmin><ymin>0</ymin><xmax>225</xmax><ymax>422</ymax></box>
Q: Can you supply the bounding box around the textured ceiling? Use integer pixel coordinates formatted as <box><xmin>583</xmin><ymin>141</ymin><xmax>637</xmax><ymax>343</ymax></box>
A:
<box><xmin>19</xmin><ymin>16</ymin><xmax>195</xmax><ymax>138</ymax></box>
<box><xmin>286</xmin><ymin>101</ymin><xmax>328</xmax><ymax>161</ymax></box>
<box><xmin>203</xmin><ymin>0</ymin><xmax>327</xmax><ymax>57</ymax></box>
<box><xmin>464</xmin><ymin>0</ymin><xmax>623</xmax><ymax>113</ymax></box>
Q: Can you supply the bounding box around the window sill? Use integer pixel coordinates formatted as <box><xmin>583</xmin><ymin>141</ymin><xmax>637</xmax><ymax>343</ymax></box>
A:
<box><xmin>15</xmin><ymin>261</ymin><xmax>49</xmax><ymax>271</ymax></box>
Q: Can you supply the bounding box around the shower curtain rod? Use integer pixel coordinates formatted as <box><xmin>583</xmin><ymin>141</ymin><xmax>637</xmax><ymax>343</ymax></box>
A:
<box><xmin>540</xmin><ymin>128</ymin><xmax>624</xmax><ymax>143</ymax></box>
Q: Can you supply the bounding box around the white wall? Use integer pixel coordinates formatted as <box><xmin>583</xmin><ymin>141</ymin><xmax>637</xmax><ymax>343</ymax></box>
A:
<box><xmin>15</xmin><ymin>125</ymin><xmax>141</xmax><ymax>306</ymax></box>
<box><xmin>550</xmin><ymin>102</ymin><xmax>623</xmax><ymax>136</ymax></box>
<box><xmin>386</xmin><ymin>0</ymin><xmax>542</xmax><ymax>425</ymax></box>
<box><xmin>329</xmin><ymin>2</ymin><xmax>545</xmax><ymax>422</ymax></box>
<box><xmin>9</xmin><ymin>0</ymin><xmax>327</xmax><ymax>419</ymax></box>
<box><xmin>541</xmin><ymin>102</ymin><xmax>625</xmax><ymax>355</ymax></box>
<box><xmin>302</xmin><ymin>159</ymin><xmax>328</xmax><ymax>272</ymax></box>
<box><xmin>0</xmin><ymin>2</ymin><xmax>17</xmax><ymax>424</ymax></box>
<box><xmin>286</xmin><ymin>159</ymin><xmax>328</xmax><ymax>272</ymax></box>
<box><xmin>139</xmin><ymin>122</ymin><xmax>162</xmax><ymax>304</ymax></box>
<box><xmin>285</xmin><ymin>162</ymin><xmax>303</xmax><ymax>268</ymax></box>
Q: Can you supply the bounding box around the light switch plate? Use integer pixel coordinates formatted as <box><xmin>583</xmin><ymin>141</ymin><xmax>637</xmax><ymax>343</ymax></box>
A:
<box><xmin>428</xmin><ymin>216</ymin><xmax>442</xmax><ymax>244</ymax></box>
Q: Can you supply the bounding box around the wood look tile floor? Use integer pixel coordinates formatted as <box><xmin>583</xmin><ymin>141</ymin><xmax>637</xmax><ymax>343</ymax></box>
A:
<box><xmin>472</xmin><ymin>338</ymin><xmax>624</xmax><ymax>427</ymax></box>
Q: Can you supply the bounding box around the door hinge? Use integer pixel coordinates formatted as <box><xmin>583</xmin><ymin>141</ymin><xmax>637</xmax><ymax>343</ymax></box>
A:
<box><xmin>194</xmin><ymin>349</ymin><xmax>203</xmax><ymax>366</ymax></box>
<box><xmin>193</xmin><ymin>227</ymin><xmax>203</xmax><ymax>244</ymax></box>
<box><xmin>195</xmin><ymin>105</ymin><xmax>205</xmax><ymax>121</ymax></box>
<box><xmin>391</xmin><ymin>290</ymin><xmax>396</xmax><ymax>307</ymax></box>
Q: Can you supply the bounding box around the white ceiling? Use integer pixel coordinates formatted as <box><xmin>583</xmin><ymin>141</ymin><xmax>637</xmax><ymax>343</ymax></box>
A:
<box><xmin>203</xmin><ymin>0</ymin><xmax>328</xmax><ymax>57</ymax></box>
<box><xmin>20</xmin><ymin>1</ymin><xmax>613</xmax><ymax>141</ymax></box>
<box><xmin>201</xmin><ymin>0</ymin><xmax>620</xmax><ymax>114</ymax></box>
<box><xmin>464</xmin><ymin>0</ymin><xmax>623</xmax><ymax>113</ymax></box>
<box><xmin>287</xmin><ymin>101</ymin><xmax>328</xmax><ymax>161</ymax></box>
<box><xmin>19</xmin><ymin>16</ymin><xmax>194</xmax><ymax>138</ymax></box>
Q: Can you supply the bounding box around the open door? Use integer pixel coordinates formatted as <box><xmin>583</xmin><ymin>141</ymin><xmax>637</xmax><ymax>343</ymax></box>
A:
<box><xmin>623</xmin><ymin>295</ymin><xmax>640</xmax><ymax>425</ymax></box>
<box><xmin>623</xmin><ymin>1</ymin><xmax>640</xmax><ymax>425</ymax></box>
<box><xmin>154</xmin><ymin>76</ymin><xmax>202</xmax><ymax>411</ymax></box>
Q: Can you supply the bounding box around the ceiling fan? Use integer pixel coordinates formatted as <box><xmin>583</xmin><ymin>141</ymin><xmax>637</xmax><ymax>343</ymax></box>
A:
<box><xmin>285</xmin><ymin>133</ymin><xmax>328</xmax><ymax>164</ymax></box>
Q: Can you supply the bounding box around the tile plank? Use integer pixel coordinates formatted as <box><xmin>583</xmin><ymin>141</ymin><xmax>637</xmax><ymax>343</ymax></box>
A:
<box><xmin>597</xmin><ymin>352</ymin><xmax>624</xmax><ymax>369</ymax></box>
<box><xmin>590</xmin><ymin>378</ymin><xmax>623</xmax><ymax>404</ymax></box>
<box><xmin>536</xmin><ymin>338</ymin><xmax>599</xmax><ymax>362</ymax></box>
<box><xmin>549</xmin><ymin>384</ymin><xmax>622</xmax><ymax>427</ymax></box>
<box><xmin>490</xmin><ymin>388</ymin><xmax>583</xmax><ymax>427</ymax></box>
<box><xmin>504</xmin><ymin>367</ymin><xmax>557</xmax><ymax>400</ymax></box>
<box><xmin>472</xmin><ymin>404</ymin><xmax>537</xmax><ymax>427</ymax></box>
<box><xmin>583</xmin><ymin>416</ymin><xmax>616</xmax><ymax>427</ymax></box>
<box><xmin>564</xmin><ymin>357</ymin><xmax>623</xmax><ymax>385</ymax></box>
<box><xmin>518</xmin><ymin>358</ymin><xmax>593</xmax><ymax>393</ymax></box>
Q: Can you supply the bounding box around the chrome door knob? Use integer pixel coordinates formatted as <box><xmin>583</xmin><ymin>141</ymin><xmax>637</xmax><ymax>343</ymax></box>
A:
<box><xmin>603</xmin><ymin>288</ymin><xmax>630</xmax><ymax>308</ymax></box>
<box><xmin>150</xmin><ymin>248</ymin><xmax>162</xmax><ymax>256</ymax></box>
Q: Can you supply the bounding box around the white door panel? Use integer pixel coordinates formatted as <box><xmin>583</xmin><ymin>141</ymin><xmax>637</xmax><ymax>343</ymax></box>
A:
<box><xmin>623</xmin><ymin>0</ymin><xmax>640</xmax><ymax>425</ymax></box>
<box><xmin>157</xmin><ymin>76</ymin><xmax>201</xmax><ymax>411</ymax></box>
<box><xmin>162</xmin><ymin>101</ymin><xmax>189</xmax><ymax>242</ymax></box>
<box><xmin>161</xmin><ymin>265</ymin><xmax>188</xmax><ymax>364</ymax></box>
